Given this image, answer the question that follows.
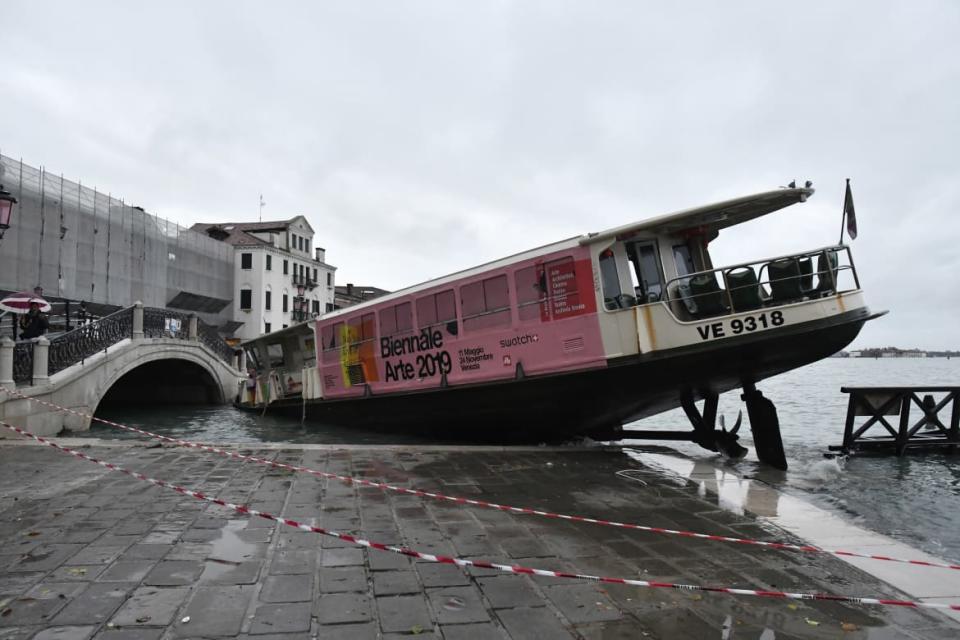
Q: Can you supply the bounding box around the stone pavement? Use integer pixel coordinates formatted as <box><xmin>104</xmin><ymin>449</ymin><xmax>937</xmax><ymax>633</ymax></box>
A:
<box><xmin>0</xmin><ymin>440</ymin><xmax>958</xmax><ymax>639</ymax></box>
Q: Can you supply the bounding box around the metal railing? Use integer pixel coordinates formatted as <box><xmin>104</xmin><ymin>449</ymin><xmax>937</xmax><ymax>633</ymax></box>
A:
<box><xmin>660</xmin><ymin>245</ymin><xmax>859</xmax><ymax>321</ymax></box>
<box><xmin>143</xmin><ymin>307</ymin><xmax>190</xmax><ymax>339</ymax></box>
<box><xmin>48</xmin><ymin>306</ymin><xmax>135</xmax><ymax>376</ymax></box>
<box><xmin>199</xmin><ymin>321</ymin><xmax>235</xmax><ymax>364</ymax></box>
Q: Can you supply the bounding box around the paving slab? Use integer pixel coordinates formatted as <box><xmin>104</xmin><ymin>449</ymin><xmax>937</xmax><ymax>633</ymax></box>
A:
<box><xmin>143</xmin><ymin>561</ymin><xmax>203</xmax><ymax>586</ymax></box>
<box><xmin>248</xmin><ymin>602</ymin><xmax>312</xmax><ymax>635</ymax></box>
<box><xmin>50</xmin><ymin>583</ymin><xmax>135</xmax><ymax>626</ymax></box>
<box><xmin>315</xmin><ymin>593</ymin><xmax>373</xmax><ymax>625</ymax></box>
<box><xmin>375</xmin><ymin>594</ymin><xmax>433</xmax><ymax>633</ymax></box>
<box><xmin>110</xmin><ymin>586</ymin><xmax>190</xmax><ymax>627</ymax></box>
<box><xmin>173</xmin><ymin>586</ymin><xmax>252</xmax><ymax>638</ymax></box>
<box><xmin>259</xmin><ymin>574</ymin><xmax>314</xmax><ymax>603</ymax></box>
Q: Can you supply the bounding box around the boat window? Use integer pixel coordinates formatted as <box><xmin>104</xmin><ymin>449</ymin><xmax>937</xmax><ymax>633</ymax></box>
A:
<box><xmin>416</xmin><ymin>289</ymin><xmax>459</xmax><ymax>337</ymax></box>
<box><xmin>379</xmin><ymin>302</ymin><xmax>413</xmax><ymax>338</ymax></box>
<box><xmin>460</xmin><ymin>275</ymin><xmax>511</xmax><ymax>333</ymax></box>
<box><xmin>320</xmin><ymin>321</ymin><xmax>343</xmax><ymax>364</ymax></box>
<box><xmin>244</xmin><ymin>347</ymin><xmax>261</xmax><ymax>372</ymax></box>
<box><xmin>673</xmin><ymin>243</ymin><xmax>696</xmax><ymax>278</ymax></box>
<box><xmin>346</xmin><ymin>313</ymin><xmax>376</xmax><ymax>345</ymax></box>
<box><xmin>627</xmin><ymin>241</ymin><xmax>664</xmax><ymax>302</ymax></box>
<box><xmin>267</xmin><ymin>343</ymin><xmax>284</xmax><ymax>367</ymax></box>
<box><xmin>515</xmin><ymin>265</ymin><xmax>547</xmax><ymax>322</ymax></box>
<box><xmin>599</xmin><ymin>249</ymin><xmax>623</xmax><ymax>309</ymax></box>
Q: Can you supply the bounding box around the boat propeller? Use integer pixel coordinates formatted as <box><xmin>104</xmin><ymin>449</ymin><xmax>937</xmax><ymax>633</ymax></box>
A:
<box><xmin>715</xmin><ymin>411</ymin><xmax>748</xmax><ymax>459</ymax></box>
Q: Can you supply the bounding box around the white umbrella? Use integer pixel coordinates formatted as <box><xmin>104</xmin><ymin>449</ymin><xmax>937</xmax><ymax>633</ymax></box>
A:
<box><xmin>0</xmin><ymin>291</ymin><xmax>52</xmax><ymax>313</ymax></box>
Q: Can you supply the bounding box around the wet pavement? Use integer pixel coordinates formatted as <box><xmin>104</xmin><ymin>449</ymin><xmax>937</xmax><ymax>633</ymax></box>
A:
<box><xmin>0</xmin><ymin>440</ymin><xmax>958</xmax><ymax>639</ymax></box>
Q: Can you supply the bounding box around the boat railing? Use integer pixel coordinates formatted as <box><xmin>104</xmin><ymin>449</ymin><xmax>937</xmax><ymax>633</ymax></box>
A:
<box><xmin>661</xmin><ymin>245</ymin><xmax>859</xmax><ymax>321</ymax></box>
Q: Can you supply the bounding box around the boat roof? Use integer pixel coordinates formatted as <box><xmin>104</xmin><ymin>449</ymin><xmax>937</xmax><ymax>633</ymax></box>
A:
<box><xmin>580</xmin><ymin>186</ymin><xmax>814</xmax><ymax>245</ymax></box>
<box><xmin>260</xmin><ymin>185</ymin><xmax>814</xmax><ymax>328</ymax></box>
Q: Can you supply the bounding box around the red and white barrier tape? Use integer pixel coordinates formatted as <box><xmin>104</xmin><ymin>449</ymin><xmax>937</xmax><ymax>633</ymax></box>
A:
<box><xmin>2</xmin><ymin>419</ymin><xmax>957</xmax><ymax>613</ymax></box>
<box><xmin>4</xmin><ymin>386</ymin><xmax>960</xmax><ymax>573</ymax></box>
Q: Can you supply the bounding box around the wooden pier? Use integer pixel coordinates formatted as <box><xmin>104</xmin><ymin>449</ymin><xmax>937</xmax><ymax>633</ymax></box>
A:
<box><xmin>832</xmin><ymin>386</ymin><xmax>960</xmax><ymax>456</ymax></box>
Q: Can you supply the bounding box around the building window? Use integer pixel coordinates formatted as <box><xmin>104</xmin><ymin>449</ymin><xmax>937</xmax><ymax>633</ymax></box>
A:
<box><xmin>299</xmin><ymin>236</ymin><xmax>305</xmax><ymax>252</ymax></box>
<box><xmin>326</xmin><ymin>303</ymin><xmax>334</xmax><ymax>312</ymax></box>
<box><xmin>240</xmin><ymin>288</ymin><xmax>252</xmax><ymax>310</ymax></box>
<box><xmin>283</xmin><ymin>259</ymin><xmax>289</xmax><ymax>274</ymax></box>
<box><xmin>327</xmin><ymin>272</ymin><xmax>332</xmax><ymax>286</ymax></box>
<box><xmin>265</xmin><ymin>255</ymin><xmax>272</xmax><ymax>271</ymax></box>
<box><xmin>241</xmin><ymin>253</ymin><xmax>252</xmax><ymax>270</ymax></box>
<box><xmin>291</xmin><ymin>233</ymin><xmax>297</xmax><ymax>250</ymax></box>
<box><xmin>282</xmin><ymin>295</ymin><xmax>288</xmax><ymax>313</ymax></box>
<box><xmin>265</xmin><ymin>291</ymin><xmax>272</xmax><ymax>310</ymax></box>
<box><xmin>312</xmin><ymin>300</ymin><xmax>320</xmax><ymax>314</ymax></box>
<box><xmin>312</xmin><ymin>267</ymin><xmax>317</xmax><ymax>282</ymax></box>
<box><xmin>264</xmin><ymin>322</ymin><xmax>271</xmax><ymax>333</ymax></box>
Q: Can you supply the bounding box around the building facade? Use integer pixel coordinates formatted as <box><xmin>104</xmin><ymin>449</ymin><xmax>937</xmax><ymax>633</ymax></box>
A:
<box><xmin>192</xmin><ymin>217</ymin><xmax>336</xmax><ymax>340</ymax></box>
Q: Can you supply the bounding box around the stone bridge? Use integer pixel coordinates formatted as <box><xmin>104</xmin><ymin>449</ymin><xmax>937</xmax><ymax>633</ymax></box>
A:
<box><xmin>0</xmin><ymin>303</ymin><xmax>243</xmax><ymax>436</ymax></box>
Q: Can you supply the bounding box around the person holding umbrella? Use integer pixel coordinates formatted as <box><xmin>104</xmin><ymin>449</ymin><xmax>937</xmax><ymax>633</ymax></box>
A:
<box><xmin>19</xmin><ymin>301</ymin><xmax>49</xmax><ymax>339</ymax></box>
<box><xmin>0</xmin><ymin>291</ymin><xmax>52</xmax><ymax>340</ymax></box>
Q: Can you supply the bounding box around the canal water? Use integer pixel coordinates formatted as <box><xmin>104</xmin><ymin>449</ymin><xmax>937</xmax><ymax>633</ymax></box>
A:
<box><xmin>89</xmin><ymin>358</ymin><xmax>960</xmax><ymax>564</ymax></box>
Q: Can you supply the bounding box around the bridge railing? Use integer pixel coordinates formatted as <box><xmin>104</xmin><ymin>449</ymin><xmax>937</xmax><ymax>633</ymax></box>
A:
<box><xmin>48</xmin><ymin>306</ymin><xmax>136</xmax><ymax>377</ymax></box>
<box><xmin>1</xmin><ymin>303</ymin><xmax>238</xmax><ymax>387</ymax></box>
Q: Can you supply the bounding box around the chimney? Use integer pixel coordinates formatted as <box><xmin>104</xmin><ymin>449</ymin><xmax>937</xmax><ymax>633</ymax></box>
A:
<box><xmin>315</xmin><ymin>247</ymin><xmax>325</xmax><ymax>262</ymax></box>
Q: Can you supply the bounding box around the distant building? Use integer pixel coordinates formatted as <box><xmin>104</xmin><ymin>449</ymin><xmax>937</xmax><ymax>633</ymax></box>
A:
<box><xmin>334</xmin><ymin>284</ymin><xmax>390</xmax><ymax>309</ymax></box>
<box><xmin>192</xmin><ymin>217</ymin><xmax>336</xmax><ymax>340</ymax></box>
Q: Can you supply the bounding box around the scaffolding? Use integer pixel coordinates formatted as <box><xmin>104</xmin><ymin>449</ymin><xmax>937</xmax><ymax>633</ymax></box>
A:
<box><xmin>0</xmin><ymin>154</ymin><xmax>235</xmax><ymax>327</ymax></box>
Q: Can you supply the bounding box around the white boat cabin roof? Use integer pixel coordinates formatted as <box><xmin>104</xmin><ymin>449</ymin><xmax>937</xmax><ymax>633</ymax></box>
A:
<box><xmin>311</xmin><ymin>185</ymin><xmax>816</xmax><ymax>323</ymax></box>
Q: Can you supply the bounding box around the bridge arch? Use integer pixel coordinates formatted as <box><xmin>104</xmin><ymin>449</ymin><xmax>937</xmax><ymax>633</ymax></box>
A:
<box><xmin>94</xmin><ymin>347</ymin><xmax>230</xmax><ymax>415</ymax></box>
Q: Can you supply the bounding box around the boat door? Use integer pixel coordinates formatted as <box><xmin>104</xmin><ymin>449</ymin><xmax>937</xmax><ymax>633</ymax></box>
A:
<box><xmin>626</xmin><ymin>240</ymin><xmax>665</xmax><ymax>303</ymax></box>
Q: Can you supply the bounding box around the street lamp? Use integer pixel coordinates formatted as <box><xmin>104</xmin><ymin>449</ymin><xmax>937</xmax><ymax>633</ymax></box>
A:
<box><xmin>0</xmin><ymin>185</ymin><xmax>17</xmax><ymax>242</ymax></box>
<box><xmin>295</xmin><ymin>284</ymin><xmax>306</xmax><ymax>321</ymax></box>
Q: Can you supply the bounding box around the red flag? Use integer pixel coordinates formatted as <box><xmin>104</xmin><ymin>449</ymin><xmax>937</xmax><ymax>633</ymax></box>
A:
<box><xmin>843</xmin><ymin>179</ymin><xmax>857</xmax><ymax>240</ymax></box>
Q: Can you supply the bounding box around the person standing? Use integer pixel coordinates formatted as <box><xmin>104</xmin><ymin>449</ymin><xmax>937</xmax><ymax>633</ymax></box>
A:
<box><xmin>19</xmin><ymin>302</ymin><xmax>49</xmax><ymax>339</ymax></box>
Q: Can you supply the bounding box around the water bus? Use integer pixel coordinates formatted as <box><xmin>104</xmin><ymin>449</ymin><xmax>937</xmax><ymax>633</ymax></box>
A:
<box><xmin>239</xmin><ymin>184</ymin><xmax>882</xmax><ymax>468</ymax></box>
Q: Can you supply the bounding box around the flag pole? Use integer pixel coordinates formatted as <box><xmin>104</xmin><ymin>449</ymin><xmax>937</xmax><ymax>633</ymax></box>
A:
<box><xmin>838</xmin><ymin>178</ymin><xmax>849</xmax><ymax>245</ymax></box>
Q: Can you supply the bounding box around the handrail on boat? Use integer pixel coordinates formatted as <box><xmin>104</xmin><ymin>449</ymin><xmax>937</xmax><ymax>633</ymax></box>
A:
<box><xmin>653</xmin><ymin>245</ymin><xmax>859</xmax><ymax>321</ymax></box>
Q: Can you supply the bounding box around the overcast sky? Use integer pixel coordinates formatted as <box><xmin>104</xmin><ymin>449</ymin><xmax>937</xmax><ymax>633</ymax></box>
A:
<box><xmin>2</xmin><ymin>1</ymin><xmax>958</xmax><ymax>349</ymax></box>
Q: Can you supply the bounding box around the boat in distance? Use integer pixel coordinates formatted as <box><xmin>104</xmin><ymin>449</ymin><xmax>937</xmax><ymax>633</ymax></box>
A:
<box><xmin>239</xmin><ymin>184</ymin><xmax>883</xmax><ymax>467</ymax></box>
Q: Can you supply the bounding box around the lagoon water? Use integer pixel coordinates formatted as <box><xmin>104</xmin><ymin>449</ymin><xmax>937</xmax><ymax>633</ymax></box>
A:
<box><xmin>91</xmin><ymin>358</ymin><xmax>960</xmax><ymax>564</ymax></box>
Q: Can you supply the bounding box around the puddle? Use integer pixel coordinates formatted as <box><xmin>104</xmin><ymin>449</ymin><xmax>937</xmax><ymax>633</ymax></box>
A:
<box><xmin>198</xmin><ymin>520</ymin><xmax>261</xmax><ymax>583</ymax></box>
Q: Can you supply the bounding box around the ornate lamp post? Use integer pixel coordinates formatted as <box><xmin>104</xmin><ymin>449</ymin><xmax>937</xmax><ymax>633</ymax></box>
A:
<box><xmin>294</xmin><ymin>284</ymin><xmax>306</xmax><ymax>322</ymax></box>
<box><xmin>0</xmin><ymin>185</ymin><xmax>17</xmax><ymax>243</ymax></box>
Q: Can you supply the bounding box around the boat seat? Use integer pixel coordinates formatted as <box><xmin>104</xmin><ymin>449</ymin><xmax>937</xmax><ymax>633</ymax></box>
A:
<box><xmin>767</xmin><ymin>258</ymin><xmax>805</xmax><ymax>303</ymax></box>
<box><xmin>687</xmin><ymin>273</ymin><xmax>727</xmax><ymax>318</ymax></box>
<box><xmin>816</xmin><ymin>251</ymin><xmax>840</xmax><ymax>294</ymax></box>
<box><xmin>674</xmin><ymin>283</ymin><xmax>698</xmax><ymax>317</ymax></box>
<box><xmin>798</xmin><ymin>257</ymin><xmax>814</xmax><ymax>291</ymax></box>
<box><xmin>725</xmin><ymin>266</ymin><xmax>764</xmax><ymax>312</ymax></box>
